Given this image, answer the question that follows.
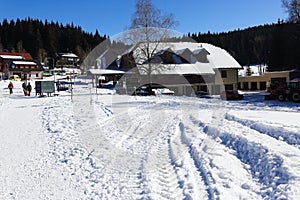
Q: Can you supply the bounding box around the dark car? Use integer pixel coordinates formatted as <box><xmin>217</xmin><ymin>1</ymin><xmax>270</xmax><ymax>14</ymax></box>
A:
<box><xmin>220</xmin><ymin>90</ymin><xmax>243</xmax><ymax>100</ymax></box>
<box><xmin>194</xmin><ymin>91</ymin><xmax>211</xmax><ymax>98</ymax></box>
<box><xmin>133</xmin><ymin>86</ymin><xmax>155</xmax><ymax>96</ymax></box>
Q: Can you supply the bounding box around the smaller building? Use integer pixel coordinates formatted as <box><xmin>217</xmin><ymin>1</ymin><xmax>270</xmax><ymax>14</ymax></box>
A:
<box><xmin>56</xmin><ymin>53</ymin><xmax>79</xmax><ymax>69</ymax></box>
<box><xmin>238</xmin><ymin>68</ymin><xmax>300</xmax><ymax>91</ymax></box>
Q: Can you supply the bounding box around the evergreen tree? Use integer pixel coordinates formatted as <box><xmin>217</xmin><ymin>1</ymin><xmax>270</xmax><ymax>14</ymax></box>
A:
<box><xmin>0</xmin><ymin>18</ymin><xmax>106</xmax><ymax>63</ymax></box>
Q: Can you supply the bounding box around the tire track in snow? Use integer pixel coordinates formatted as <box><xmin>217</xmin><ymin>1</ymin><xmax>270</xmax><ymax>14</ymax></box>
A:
<box><xmin>85</xmin><ymin>95</ymin><xmax>185</xmax><ymax>198</ymax></box>
<box><xmin>73</xmin><ymin>96</ymin><xmax>146</xmax><ymax>199</ymax></box>
<box><xmin>190</xmin><ymin>116</ymin><xmax>291</xmax><ymax>199</ymax></box>
<box><xmin>41</xmin><ymin>96</ymin><xmax>143</xmax><ymax>199</ymax></box>
<box><xmin>140</xmin><ymin>114</ymin><xmax>184</xmax><ymax>200</ymax></box>
<box><xmin>220</xmin><ymin>118</ymin><xmax>300</xmax><ymax>199</ymax></box>
<box><xmin>179</xmin><ymin>121</ymin><xmax>220</xmax><ymax>200</ymax></box>
<box><xmin>185</xmin><ymin>113</ymin><xmax>264</xmax><ymax>200</ymax></box>
<box><xmin>168</xmin><ymin>122</ymin><xmax>209</xmax><ymax>199</ymax></box>
<box><xmin>97</xmin><ymin>102</ymin><xmax>185</xmax><ymax>199</ymax></box>
<box><xmin>225</xmin><ymin>113</ymin><xmax>300</xmax><ymax>148</ymax></box>
<box><xmin>92</xmin><ymin>103</ymin><xmax>160</xmax><ymax>199</ymax></box>
<box><xmin>99</xmin><ymin>98</ymin><xmax>186</xmax><ymax>199</ymax></box>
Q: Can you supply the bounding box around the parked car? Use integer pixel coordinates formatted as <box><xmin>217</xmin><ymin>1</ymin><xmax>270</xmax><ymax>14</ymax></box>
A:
<box><xmin>220</xmin><ymin>90</ymin><xmax>244</xmax><ymax>100</ymax></box>
<box><xmin>153</xmin><ymin>88</ymin><xmax>175</xmax><ymax>96</ymax></box>
<box><xmin>194</xmin><ymin>91</ymin><xmax>211</xmax><ymax>98</ymax></box>
<box><xmin>9</xmin><ymin>75</ymin><xmax>21</xmax><ymax>81</ymax></box>
<box><xmin>133</xmin><ymin>85</ymin><xmax>155</xmax><ymax>96</ymax></box>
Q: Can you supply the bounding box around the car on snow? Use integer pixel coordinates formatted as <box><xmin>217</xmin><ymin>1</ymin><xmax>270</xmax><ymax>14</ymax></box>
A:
<box><xmin>132</xmin><ymin>84</ymin><xmax>175</xmax><ymax>96</ymax></box>
<box><xmin>193</xmin><ymin>91</ymin><xmax>211</xmax><ymax>98</ymax></box>
<box><xmin>153</xmin><ymin>88</ymin><xmax>175</xmax><ymax>96</ymax></box>
<box><xmin>133</xmin><ymin>85</ymin><xmax>155</xmax><ymax>96</ymax></box>
<box><xmin>9</xmin><ymin>75</ymin><xmax>21</xmax><ymax>81</ymax></box>
<box><xmin>220</xmin><ymin>90</ymin><xmax>244</xmax><ymax>100</ymax></box>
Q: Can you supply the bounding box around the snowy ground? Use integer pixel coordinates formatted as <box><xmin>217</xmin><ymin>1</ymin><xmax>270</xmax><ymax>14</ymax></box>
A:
<box><xmin>1</xmin><ymin>79</ymin><xmax>300</xmax><ymax>199</ymax></box>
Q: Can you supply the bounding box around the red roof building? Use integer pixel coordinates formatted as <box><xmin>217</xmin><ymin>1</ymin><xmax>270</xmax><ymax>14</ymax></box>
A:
<box><xmin>0</xmin><ymin>52</ymin><xmax>43</xmax><ymax>80</ymax></box>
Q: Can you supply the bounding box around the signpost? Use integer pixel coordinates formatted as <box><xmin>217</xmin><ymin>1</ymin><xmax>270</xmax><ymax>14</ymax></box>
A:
<box><xmin>35</xmin><ymin>80</ymin><xmax>55</xmax><ymax>96</ymax></box>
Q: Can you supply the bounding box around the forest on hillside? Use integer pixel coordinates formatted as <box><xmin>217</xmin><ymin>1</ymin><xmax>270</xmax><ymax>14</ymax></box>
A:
<box><xmin>187</xmin><ymin>21</ymin><xmax>300</xmax><ymax>71</ymax></box>
<box><xmin>0</xmin><ymin>18</ymin><xmax>106</xmax><ymax>64</ymax></box>
<box><xmin>0</xmin><ymin>18</ymin><xmax>300</xmax><ymax>71</ymax></box>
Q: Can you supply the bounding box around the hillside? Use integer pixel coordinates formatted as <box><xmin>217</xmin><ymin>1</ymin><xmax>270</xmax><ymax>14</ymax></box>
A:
<box><xmin>1</xmin><ymin>18</ymin><xmax>300</xmax><ymax>71</ymax></box>
<box><xmin>0</xmin><ymin>18</ymin><xmax>106</xmax><ymax>63</ymax></box>
<box><xmin>188</xmin><ymin>21</ymin><xmax>300</xmax><ymax>71</ymax></box>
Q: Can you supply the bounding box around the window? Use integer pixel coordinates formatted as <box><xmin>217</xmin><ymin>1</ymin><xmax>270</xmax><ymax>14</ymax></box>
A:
<box><xmin>243</xmin><ymin>82</ymin><xmax>249</xmax><ymax>90</ymax></box>
<box><xmin>36</xmin><ymin>73</ymin><xmax>39</xmax><ymax>77</ymax></box>
<box><xmin>251</xmin><ymin>82</ymin><xmax>257</xmax><ymax>90</ymax></box>
<box><xmin>225</xmin><ymin>84</ymin><xmax>233</xmax><ymax>90</ymax></box>
<box><xmin>260</xmin><ymin>82</ymin><xmax>266</xmax><ymax>90</ymax></box>
<box><xmin>200</xmin><ymin>85</ymin><xmax>207</xmax><ymax>92</ymax></box>
<box><xmin>221</xmin><ymin>70</ymin><xmax>227</xmax><ymax>78</ymax></box>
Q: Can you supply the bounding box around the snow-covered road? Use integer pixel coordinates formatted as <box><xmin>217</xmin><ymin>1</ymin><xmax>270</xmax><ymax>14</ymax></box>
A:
<box><xmin>1</xmin><ymin>81</ymin><xmax>300</xmax><ymax>199</ymax></box>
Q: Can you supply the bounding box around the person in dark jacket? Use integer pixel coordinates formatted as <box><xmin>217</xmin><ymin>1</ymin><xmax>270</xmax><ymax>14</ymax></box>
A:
<box><xmin>27</xmin><ymin>82</ymin><xmax>32</xmax><ymax>96</ymax></box>
<box><xmin>22</xmin><ymin>82</ymin><xmax>27</xmax><ymax>96</ymax></box>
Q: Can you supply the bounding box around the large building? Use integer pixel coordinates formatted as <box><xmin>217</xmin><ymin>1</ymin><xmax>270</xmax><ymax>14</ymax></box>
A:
<box><xmin>91</xmin><ymin>42</ymin><xmax>242</xmax><ymax>95</ymax></box>
<box><xmin>0</xmin><ymin>52</ymin><xmax>43</xmax><ymax>80</ymax></box>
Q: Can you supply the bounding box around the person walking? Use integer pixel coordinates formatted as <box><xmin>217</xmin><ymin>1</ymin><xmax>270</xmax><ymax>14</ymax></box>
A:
<box><xmin>27</xmin><ymin>82</ymin><xmax>32</xmax><ymax>96</ymax></box>
<box><xmin>8</xmin><ymin>81</ymin><xmax>14</xmax><ymax>94</ymax></box>
<box><xmin>22</xmin><ymin>81</ymin><xmax>27</xmax><ymax>96</ymax></box>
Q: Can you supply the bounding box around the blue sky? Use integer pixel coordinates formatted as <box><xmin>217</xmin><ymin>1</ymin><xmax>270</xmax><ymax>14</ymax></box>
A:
<box><xmin>0</xmin><ymin>0</ymin><xmax>287</xmax><ymax>36</ymax></box>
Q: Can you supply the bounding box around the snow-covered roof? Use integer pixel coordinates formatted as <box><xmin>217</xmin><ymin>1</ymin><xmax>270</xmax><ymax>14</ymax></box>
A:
<box><xmin>12</xmin><ymin>61</ymin><xmax>37</xmax><ymax>65</ymax></box>
<box><xmin>89</xmin><ymin>69</ymin><xmax>126</xmax><ymax>75</ymax></box>
<box><xmin>137</xmin><ymin>62</ymin><xmax>215</xmax><ymax>75</ymax></box>
<box><xmin>60</xmin><ymin>53</ymin><xmax>79</xmax><ymax>58</ymax></box>
<box><xmin>96</xmin><ymin>42</ymin><xmax>241</xmax><ymax>76</ymax></box>
<box><xmin>0</xmin><ymin>55</ymin><xmax>24</xmax><ymax>59</ymax></box>
<box><xmin>133</xmin><ymin>42</ymin><xmax>241</xmax><ymax>69</ymax></box>
<box><xmin>200</xmin><ymin>43</ymin><xmax>242</xmax><ymax>69</ymax></box>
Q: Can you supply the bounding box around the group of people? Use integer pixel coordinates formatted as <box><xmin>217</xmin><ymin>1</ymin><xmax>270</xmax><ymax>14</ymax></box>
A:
<box><xmin>22</xmin><ymin>81</ymin><xmax>32</xmax><ymax>96</ymax></box>
<box><xmin>7</xmin><ymin>81</ymin><xmax>32</xmax><ymax>96</ymax></box>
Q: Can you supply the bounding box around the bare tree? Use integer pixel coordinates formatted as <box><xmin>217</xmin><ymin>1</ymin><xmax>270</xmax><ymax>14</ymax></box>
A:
<box><xmin>127</xmin><ymin>0</ymin><xmax>178</xmax><ymax>87</ymax></box>
<box><xmin>282</xmin><ymin>0</ymin><xmax>300</xmax><ymax>23</ymax></box>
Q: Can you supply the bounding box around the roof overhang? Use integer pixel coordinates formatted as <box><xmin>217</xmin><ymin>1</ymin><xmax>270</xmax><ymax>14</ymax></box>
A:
<box><xmin>12</xmin><ymin>61</ymin><xmax>37</xmax><ymax>65</ymax></box>
<box><xmin>0</xmin><ymin>55</ymin><xmax>24</xmax><ymax>59</ymax></box>
<box><xmin>137</xmin><ymin>62</ymin><xmax>215</xmax><ymax>75</ymax></box>
<box><xmin>88</xmin><ymin>69</ymin><xmax>126</xmax><ymax>75</ymax></box>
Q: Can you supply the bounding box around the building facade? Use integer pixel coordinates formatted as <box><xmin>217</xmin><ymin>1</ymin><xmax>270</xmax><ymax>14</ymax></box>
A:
<box><xmin>238</xmin><ymin>70</ymin><xmax>300</xmax><ymax>91</ymax></box>
<box><xmin>0</xmin><ymin>52</ymin><xmax>43</xmax><ymax>80</ymax></box>
<box><xmin>94</xmin><ymin>42</ymin><xmax>242</xmax><ymax>95</ymax></box>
